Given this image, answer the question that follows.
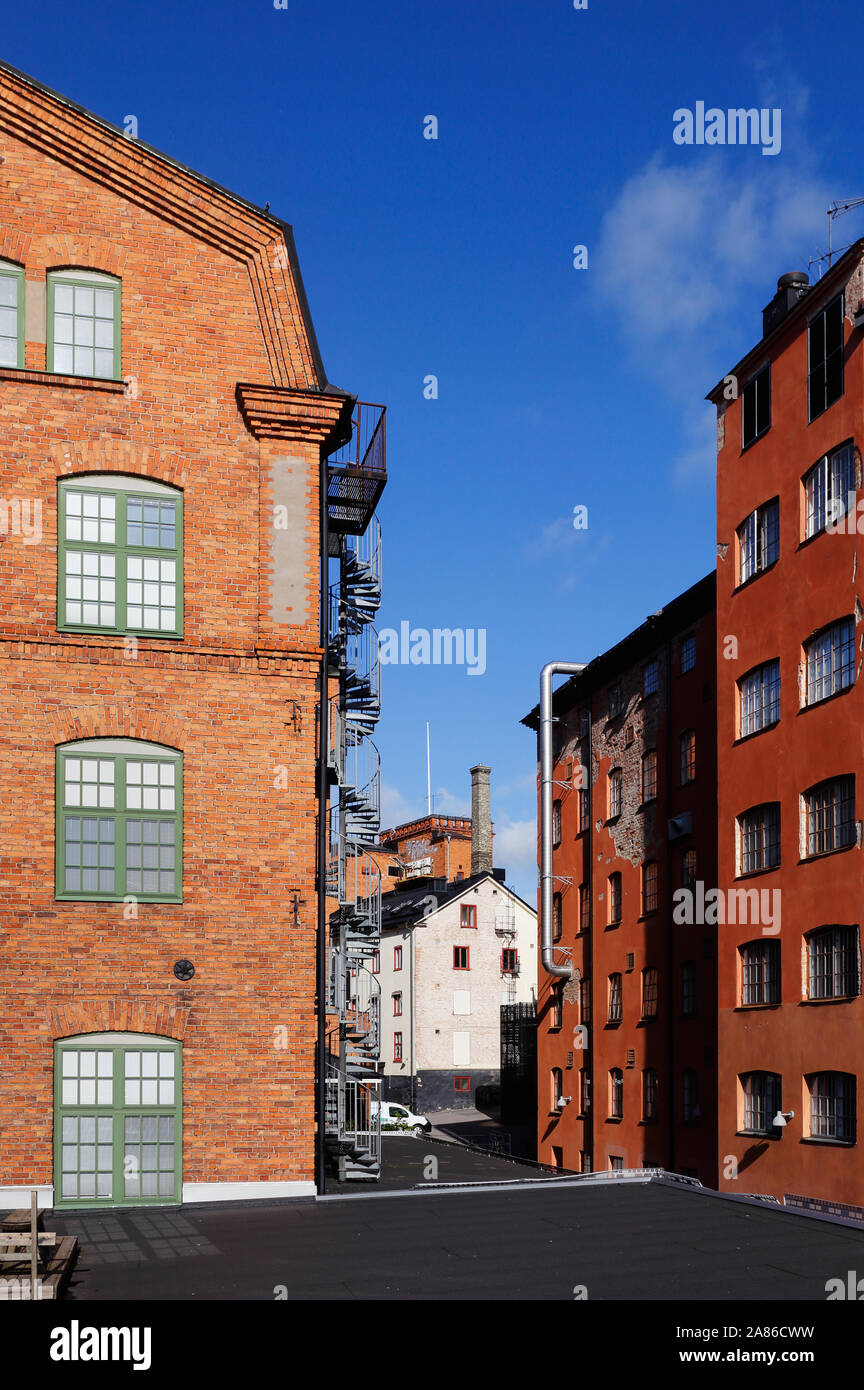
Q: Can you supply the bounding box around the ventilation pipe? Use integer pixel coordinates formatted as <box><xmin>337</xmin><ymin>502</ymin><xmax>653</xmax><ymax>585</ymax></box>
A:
<box><xmin>540</xmin><ymin>662</ymin><xmax>586</xmax><ymax>979</ymax></box>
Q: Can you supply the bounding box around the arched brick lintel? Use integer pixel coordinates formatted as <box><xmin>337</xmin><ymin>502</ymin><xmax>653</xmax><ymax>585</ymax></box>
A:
<box><xmin>0</xmin><ymin>228</ymin><xmax>32</xmax><ymax>267</ymax></box>
<box><xmin>35</xmin><ymin>233</ymin><xmax>128</xmax><ymax>279</ymax></box>
<box><xmin>50</xmin><ymin>999</ymin><xmax>191</xmax><ymax>1041</ymax></box>
<box><xmin>48</xmin><ymin>704</ymin><xmax>188</xmax><ymax>752</ymax></box>
<box><xmin>49</xmin><ymin>440</ymin><xmax>188</xmax><ymax>489</ymax></box>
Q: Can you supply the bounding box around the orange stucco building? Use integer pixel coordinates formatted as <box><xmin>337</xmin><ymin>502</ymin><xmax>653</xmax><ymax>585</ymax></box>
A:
<box><xmin>710</xmin><ymin>248</ymin><xmax>864</xmax><ymax>1216</ymax></box>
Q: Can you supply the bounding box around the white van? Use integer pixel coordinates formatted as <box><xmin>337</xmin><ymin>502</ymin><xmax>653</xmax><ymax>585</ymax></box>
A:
<box><xmin>373</xmin><ymin>1100</ymin><xmax>431</xmax><ymax>1135</ymax></box>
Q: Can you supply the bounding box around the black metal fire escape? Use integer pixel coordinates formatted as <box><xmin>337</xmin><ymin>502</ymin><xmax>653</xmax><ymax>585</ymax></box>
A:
<box><xmin>323</xmin><ymin>403</ymin><xmax>387</xmax><ymax>1180</ymax></box>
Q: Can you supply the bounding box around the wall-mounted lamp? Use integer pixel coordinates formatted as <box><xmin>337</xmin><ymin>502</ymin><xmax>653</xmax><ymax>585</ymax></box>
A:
<box><xmin>772</xmin><ymin>1109</ymin><xmax>795</xmax><ymax>1128</ymax></box>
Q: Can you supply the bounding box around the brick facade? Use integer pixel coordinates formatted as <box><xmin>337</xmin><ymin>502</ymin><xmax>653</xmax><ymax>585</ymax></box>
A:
<box><xmin>526</xmin><ymin>577</ymin><xmax>718</xmax><ymax>1184</ymax></box>
<box><xmin>0</xmin><ymin>61</ymin><xmax>349</xmax><ymax>1205</ymax></box>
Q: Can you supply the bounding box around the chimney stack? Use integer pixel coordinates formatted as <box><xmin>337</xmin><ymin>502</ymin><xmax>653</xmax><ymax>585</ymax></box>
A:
<box><xmin>470</xmin><ymin>765</ymin><xmax>493</xmax><ymax>876</ymax></box>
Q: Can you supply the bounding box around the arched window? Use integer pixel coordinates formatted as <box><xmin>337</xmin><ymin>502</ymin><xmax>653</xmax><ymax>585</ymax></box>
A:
<box><xmin>807</xmin><ymin>1072</ymin><xmax>856</xmax><ymax>1142</ymax></box>
<box><xmin>608</xmin><ymin>768</ymin><xmax>622</xmax><ymax>819</ymax></box>
<box><xmin>0</xmin><ymin>257</ymin><xmax>25</xmax><ymax>367</ymax></box>
<box><xmin>609</xmin><ymin>1069</ymin><xmax>623</xmax><ymax>1119</ymax></box>
<box><xmin>607</xmin><ymin>872</ymin><xmax>622</xmax><ymax>926</ymax></box>
<box><xmin>55</xmin><ymin>1032</ymin><xmax>181</xmax><ymax>1208</ymax></box>
<box><xmin>56</xmin><ymin>738</ymin><xmax>182</xmax><ymax>902</ymax></box>
<box><xmin>58</xmin><ymin>474</ymin><xmax>183</xmax><ymax>637</ymax></box>
<box><xmin>740</xmin><ymin>1071</ymin><xmax>782</xmax><ymax>1135</ymax></box>
<box><xmin>551</xmin><ymin>1067</ymin><xmax>563</xmax><ymax>1110</ymax></box>
<box><xmin>47</xmin><ymin>268</ymin><xmax>120</xmax><ymax>379</ymax></box>
<box><xmin>805</xmin><ymin>926</ymin><xmax>859</xmax><ymax>1000</ymax></box>
<box><xmin>680</xmin><ymin>729</ymin><xmax>696</xmax><ymax>783</ymax></box>
<box><xmin>642</xmin><ymin>1068</ymin><xmax>658</xmax><ymax>1120</ymax></box>
<box><xmin>641</xmin><ymin>750</ymin><xmax>657</xmax><ymax>803</ymax></box>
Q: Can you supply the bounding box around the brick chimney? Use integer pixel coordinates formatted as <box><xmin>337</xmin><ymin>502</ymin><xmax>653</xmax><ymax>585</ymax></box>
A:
<box><xmin>470</xmin><ymin>764</ymin><xmax>492</xmax><ymax>876</ymax></box>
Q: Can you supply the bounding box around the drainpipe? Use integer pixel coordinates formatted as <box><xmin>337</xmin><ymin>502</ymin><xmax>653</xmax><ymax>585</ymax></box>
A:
<box><xmin>315</xmin><ymin>447</ymin><xmax>330</xmax><ymax>1196</ymax></box>
<box><xmin>409</xmin><ymin>925</ymin><xmax>416</xmax><ymax>1111</ymax></box>
<box><xmin>540</xmin><ymin>662</ymin><xmax>586</xmax><ymax>979</ymax></box>
<box><xmin>664</xmin><ymin>636</ymin><xmax>675</xmax><ymax>1176</ymax></box>
<box><xmin>585</xmin><ymin>693</ymin><xmax>594</xmax><ymax>1168</ymax></box>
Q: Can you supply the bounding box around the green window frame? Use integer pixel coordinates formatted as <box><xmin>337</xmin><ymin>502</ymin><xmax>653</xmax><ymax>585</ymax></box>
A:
<box><xmin>55</xmin><ymin>739</ymin><xmax>182</xmax><ymax>903</ymax></box>
<box><xmin>54</xmin><ymin>1033</ymin><xmax>182</xmax><ymax>1209</ymax></box>
<box><xmin>47</xmin><ymin>270</ymin><xmax>121</xmax><ymax>380</ymax></box>
<box><xmin>57</xmin><ymin>477</ymin><xmax>183</xmax><ymax>637</ymax></box>
<box><xmin>0</xmin><ymin>260</ymin><xmax>25</xmax><ymax>368</ymax></box>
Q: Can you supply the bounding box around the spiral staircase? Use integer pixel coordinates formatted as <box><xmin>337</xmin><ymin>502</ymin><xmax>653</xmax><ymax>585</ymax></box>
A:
<box><xmin>323</xmin><ymin>405</ymin><xmax>386</xmax><ymax>1181</ymax></box>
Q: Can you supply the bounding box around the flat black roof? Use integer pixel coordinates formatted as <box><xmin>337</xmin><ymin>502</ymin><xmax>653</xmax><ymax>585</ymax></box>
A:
<box><xmin>522</xmin><ymin>571</ymin><xmax>716</xmax><ymax>730</ymax></box>
<box><xmin>378</xmin><ymin>869</ymin><xmax>534</xmax><ymax>929</ymax></box>
<box><xmin>49</xmin><ymin>1169</ymin><xmax>864</xmax><ymax>1301</ymax></box>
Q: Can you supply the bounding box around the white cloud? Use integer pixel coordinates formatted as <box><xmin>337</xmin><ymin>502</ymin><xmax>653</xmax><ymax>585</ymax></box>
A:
<box><xmin>494</xmin><ymin>817</ymin><xmax>537</xmax><ymax>904</ymax></box>
<box><xmin>380</xmin><ymin>781</ymin><xmax>414</xmax><ymax>826</ymax></box>
<box><xmin>592</xmin><ymin>142</ymin><xmax>835</xmax><ymax>485</ymax></box>
<box><xmin>594</xmin><ymin>152</ymin><xmax>832</xmax><ymax>388</ymax></box>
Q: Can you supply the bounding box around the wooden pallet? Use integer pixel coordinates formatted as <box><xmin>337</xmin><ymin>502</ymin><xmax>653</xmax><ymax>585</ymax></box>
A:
<box><xmin>0</xmin><ymin>1196</ymin><xmax>78</xmax><ymax>1300</ymax></box>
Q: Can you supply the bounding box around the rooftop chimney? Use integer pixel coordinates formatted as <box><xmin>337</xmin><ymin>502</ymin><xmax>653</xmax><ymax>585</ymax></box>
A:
<box><xmin>762</xmin><ymin>271</ymin><xmax>810</xmax><ymax>338</ymax></box>
<box><xmin>470</xmin><ymin>765</ymin><xmax>493</xmax><ymax>876</ymax></box>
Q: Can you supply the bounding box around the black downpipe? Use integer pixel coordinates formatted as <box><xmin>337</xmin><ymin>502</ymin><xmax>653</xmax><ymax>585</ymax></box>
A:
<box><xmin>586</xmin><ymin>697</ymin><xmax>594</xmax><ymax>1168</ymax></box>
<box><xmin>315</xmin><ymin>450</ymin><xmax>330</xmax><ymax>1196</ymax></box>
<box><xmin>664</xmin><ymin>638</ymin><xmax>675</xmax><ymax>1175</ymax></box>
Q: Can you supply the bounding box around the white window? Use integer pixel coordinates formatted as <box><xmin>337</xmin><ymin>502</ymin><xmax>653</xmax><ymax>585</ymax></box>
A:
<box><xmin>738</xmin><ymin>660</ymin><xmax>780</xmax><ymax>736</ymax></box>
<box><xmin>0</xmin><ymin>258</ymin><xmax>23</xmax><ymax>367</ymax></box>
<box><xmin>738</xmin><ymin>803</ymin><xmax>781</xmax><ymax>874</ymax></box>
<box><xmin>453</xmin><ymin>1031</ymin><xmax>470</xmax><ymax>1066</ymax></box>
<box><xmin>49</xmin><ymin>268</ymin><xmax>119</xmax><ymax>379</ymax></box>
<box><xmin>805</xmin><ymin>618</ymin><xmax>854</xmax><ymax>706</ymax></box>
<box><xmin>808</xmin><ymin>1072</ymin><xmax>856</xmax><ymax>1142</ymax></box>
<box><xmin>608</xmin><ymin>768</ymin><xmax>622</xmax><ymax>819</ymax></box>
<box><xmin>803</xmin><ymin>776</ymin><xmax>855</xmax><ymax>857</ymax></box>
<box><xmin>741</xmin><ymin>1072</ymin><xmax>782</xmax><ymax>1135</ymax></box>
<box><xmin>804</xmin><ymin>443</ymin><xmax>855</xmax><ymax>538</ymax></box>
<box><xmin>738</xmin><ymin>500</ymin><xmax>779</xmax><ymax>583</ymax></box>
<box><xmin>452</xmin><ymin>990</ymin><xmax>471</xmax><ymax>1015</ymax></box>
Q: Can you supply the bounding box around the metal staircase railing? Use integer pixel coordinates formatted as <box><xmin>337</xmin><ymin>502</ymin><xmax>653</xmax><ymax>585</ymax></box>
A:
<box><xmin>323</xmin><ymin>494</ymin><xmax>385</xmax><ymax>1181</ymax></box>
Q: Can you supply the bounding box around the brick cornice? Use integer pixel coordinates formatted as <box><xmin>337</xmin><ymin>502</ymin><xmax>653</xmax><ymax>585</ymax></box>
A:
<box><xmin>0</xmin><ymin>636</ymin><xmax>324</xmax><ymax>671</ymax></box>
<box><xmin>0</xmin><ymin>367</ymin><xmax>126</xmax><ymax>394</ymax></box>
<box><xmin>235</xmin><ymin>382</ymin><xmax>353</xmax><ymax>447</ymax></box>
<box><xmin>49</xmin><ymin>999</ymin><xmax>191</xmax><ymax>1041</ymax></box>
<box><xmin>0</xmin><ymin>63</ymin><xmax>321</xmax><ymax>391</ymax></box>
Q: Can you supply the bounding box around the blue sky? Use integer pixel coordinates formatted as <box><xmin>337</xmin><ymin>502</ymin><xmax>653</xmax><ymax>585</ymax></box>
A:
<box><xmin>6</xmin><ymin>0</ymin><xmax>864</xmax><ymax>900</ymax></box>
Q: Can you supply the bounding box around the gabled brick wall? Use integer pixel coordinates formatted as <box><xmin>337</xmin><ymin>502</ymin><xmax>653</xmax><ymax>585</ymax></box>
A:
<box><xmin>0</xmin><ymin>61</ymin><xmax>346</xmax><ymax>1203</ymax></box>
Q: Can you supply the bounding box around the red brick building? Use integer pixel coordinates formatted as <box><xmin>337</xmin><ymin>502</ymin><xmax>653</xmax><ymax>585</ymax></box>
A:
<box><xmin>0</xmin><ymin>60</ymin><xmax>382</xmax><ymax>1207</ymax></box>
<box><xmin>524</xmin><ymin>576</ymin><xmax>717</xmax><ymax>1183</ymax></box>
<box><xmin>710</xmin><ymin>249</ymin><xmax>864</xmax><ymax>1214</ymax></box>
<box><xmin>377</xmin><ymin>814</ymin><xmax>476</xmax><ymax>887</ymax></box>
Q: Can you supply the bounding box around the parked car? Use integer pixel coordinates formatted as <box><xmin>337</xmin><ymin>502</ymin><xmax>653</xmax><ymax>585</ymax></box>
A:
<box><xmin>373</xmin><ymin>1101</ymin><xmax>431</xmax><ymax>1135</ymax></box>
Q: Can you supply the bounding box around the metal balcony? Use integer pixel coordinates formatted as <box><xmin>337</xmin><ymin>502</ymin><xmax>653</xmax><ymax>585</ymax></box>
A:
<box><xmin>326</xmin><ymin>402</ymin><xmax>386</xmax><ymax>537</ymax></box>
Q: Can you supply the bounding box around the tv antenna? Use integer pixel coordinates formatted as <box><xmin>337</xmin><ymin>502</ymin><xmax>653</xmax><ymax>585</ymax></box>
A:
<box><xmin>810</xmin><ymin>196</ymin><xmax>864</xmax><ymax>280</ymax></box>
